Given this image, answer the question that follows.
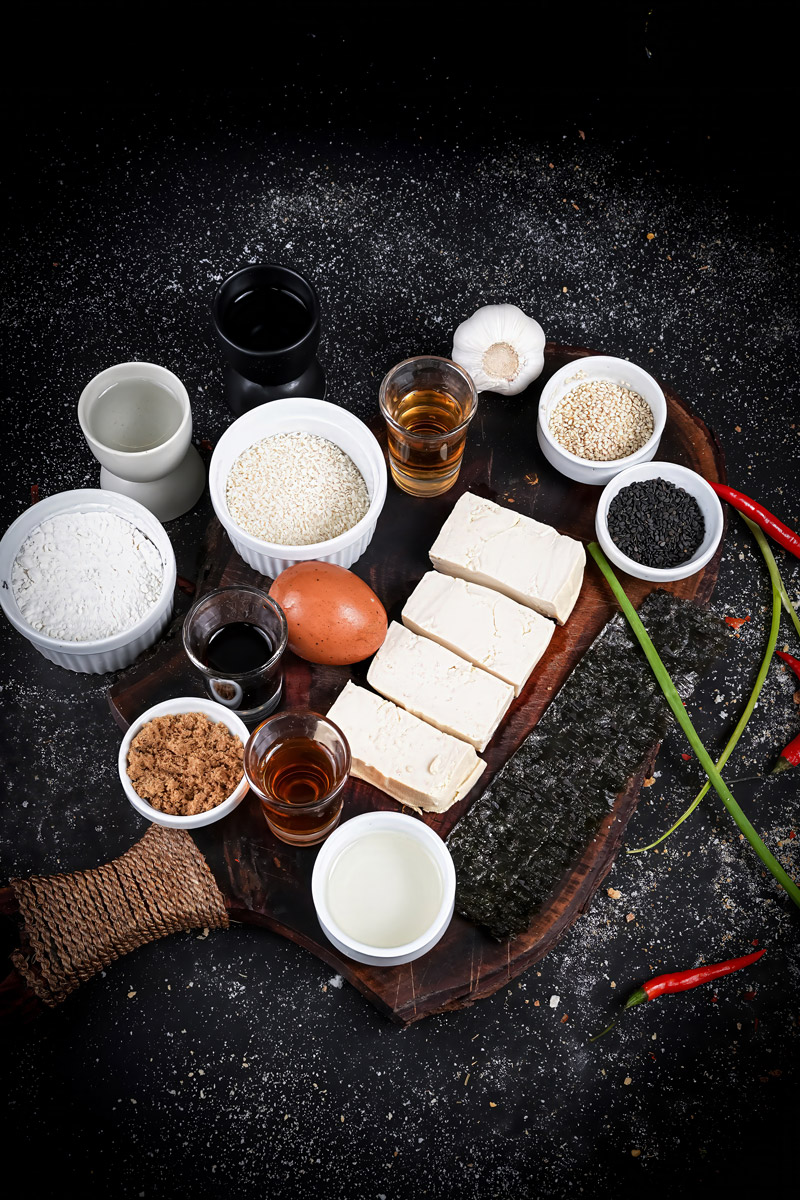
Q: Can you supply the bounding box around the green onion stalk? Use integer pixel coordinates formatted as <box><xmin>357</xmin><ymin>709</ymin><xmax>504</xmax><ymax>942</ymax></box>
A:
<box><xmin>587</xmin><ymin>541</ymin><xmax>800</xmax><ymax>911</ymax></box>
<box><xmin>628</xmin><ymin>514</ymin><xmax>785</xmax><ymax>853</ymax></box>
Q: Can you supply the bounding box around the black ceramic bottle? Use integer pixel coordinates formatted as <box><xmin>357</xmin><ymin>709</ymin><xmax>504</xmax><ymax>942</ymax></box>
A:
<box><xmin>212</xmin><ymin>264</ymin><xmax>325</xmax><ymax>414</ymax></box>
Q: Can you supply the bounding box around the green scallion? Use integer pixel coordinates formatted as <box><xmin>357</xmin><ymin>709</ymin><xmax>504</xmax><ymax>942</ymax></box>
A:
<box><xmin>587</xmin><ymin>541</ymin><xmax>800</xmax><ymax>911</ymax></box>
<box><xmin>628</xmin><ymin>513</ymin><xmax>782</xmax><ymax>854</ymax></box>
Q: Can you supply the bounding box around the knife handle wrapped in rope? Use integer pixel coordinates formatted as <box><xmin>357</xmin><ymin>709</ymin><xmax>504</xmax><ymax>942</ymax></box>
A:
<box><xmin>5</xmin><ymin>825</ymin><xmax>228</xmax><ymax>1010</ymax></box>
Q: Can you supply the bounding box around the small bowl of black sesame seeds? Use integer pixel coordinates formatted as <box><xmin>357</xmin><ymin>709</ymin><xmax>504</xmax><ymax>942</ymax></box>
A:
<box><xmin>595</xmin><ymin>462</ymin><xmax>724</xmax><ymax>582</ymax></box>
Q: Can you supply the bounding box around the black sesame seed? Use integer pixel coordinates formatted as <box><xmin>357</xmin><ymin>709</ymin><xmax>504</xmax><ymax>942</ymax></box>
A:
<box><xmin>607</xmin><ymin>477</ymin><xmax>705</xmax><ymax>569</ymax></box>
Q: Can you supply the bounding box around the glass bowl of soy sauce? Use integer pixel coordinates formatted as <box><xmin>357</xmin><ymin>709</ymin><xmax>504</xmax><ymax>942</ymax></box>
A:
<box><xmin>182</xmin><ymin>586</ymin><xmax>289</xmax><ymax>723</ymax></box>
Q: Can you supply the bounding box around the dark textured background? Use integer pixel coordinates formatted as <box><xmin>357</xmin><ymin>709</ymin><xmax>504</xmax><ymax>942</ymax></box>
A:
<box><xmin>1</xmin><ymin>7</ymin><xmax>798</xmax><ymax>1197</ymax></box>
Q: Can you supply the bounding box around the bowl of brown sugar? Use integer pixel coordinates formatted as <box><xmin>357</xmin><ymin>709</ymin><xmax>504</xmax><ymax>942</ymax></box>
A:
<box><xmin>118</xmin><ymin>697</ymin><xmax>249</xmax><ymax>829</ymax></box>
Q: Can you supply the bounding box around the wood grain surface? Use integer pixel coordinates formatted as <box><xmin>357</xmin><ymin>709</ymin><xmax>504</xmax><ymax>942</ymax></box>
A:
<box><xmin>102</xmin><ymin>343</ymin><xmax>726</xmax><ymax>1023</ymax></box>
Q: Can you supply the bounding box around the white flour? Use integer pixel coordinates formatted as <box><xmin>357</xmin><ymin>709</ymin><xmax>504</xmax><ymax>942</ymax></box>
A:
<box><xmin>11</xmin><ymin>511</ymin><xmax>164</xmax><ymax>641</ymax></box>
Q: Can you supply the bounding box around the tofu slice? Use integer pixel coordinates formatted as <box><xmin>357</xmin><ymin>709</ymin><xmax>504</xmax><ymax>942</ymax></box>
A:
<box><xmin>327</xmin><ymin>681</ymin><xmax>486</xmax><ymax>813</ymax></box>
<box><xmin>367</xmin><ymin>622</ymin><xmax>514</xmax><ymax>752</ymax></box>
<box><xmin>428</xmin><ymin>491</ymin><xmax>585</xmax><ymax>624</ymax></box>
<box><xmin>402</xmin><ymin>571</ymin><xmax>555</xmax><ymax>696</ymax></box>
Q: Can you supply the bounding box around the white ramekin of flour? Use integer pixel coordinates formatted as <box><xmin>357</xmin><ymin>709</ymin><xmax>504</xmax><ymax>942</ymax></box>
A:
<box><xmin>0</xmin><ymin>489</ymin><xmax>176</xmax><ymax>673</ymax></box>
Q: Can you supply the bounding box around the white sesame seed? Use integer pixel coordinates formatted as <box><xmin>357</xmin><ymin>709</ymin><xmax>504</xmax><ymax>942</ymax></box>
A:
<box><xmin>226</xmin><ymin>432</ymin><xmax>370</xmax><ymax>546</ymax></box>
<box><xmin>549</xmin><ymin>380</ymin><xmax>654</xmax><ymax>461</ymax></box>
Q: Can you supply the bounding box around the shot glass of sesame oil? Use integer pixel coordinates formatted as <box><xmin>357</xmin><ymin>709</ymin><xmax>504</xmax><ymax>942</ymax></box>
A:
<box><xmin>243</xmin><ymin>710</ymin><xmax>351</xmax><ymax>846</ymax></box>
<box><xmin>379</xmin><ymin>356</ymin><xmax>478</xmax><ymax>497</ymax></box>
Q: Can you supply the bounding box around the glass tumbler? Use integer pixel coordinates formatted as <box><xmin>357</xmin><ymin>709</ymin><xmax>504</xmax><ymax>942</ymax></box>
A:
<box><xmin>379</xmin><ymin>355</ymin><xmax>478</xmax><ymax>497</ymax></box>
<box><xmin>182</xmin><ymin>586</ymin><xmax>288</xmax><ymax>724</ymax></box>
<box><xmin>244</xmin><ymin>710</ymin><xmax>351</xmax><ymax>846</ymax></box>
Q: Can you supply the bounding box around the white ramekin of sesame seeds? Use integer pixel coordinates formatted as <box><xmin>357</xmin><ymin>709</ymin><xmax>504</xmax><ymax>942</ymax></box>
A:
<box><xmin>537</xmin><ymin>356</ymin><xmax>667</xmax><ymax>485</ymax></box>
<box><xmin>209</xmin><ymin>398</ymin><xmax>387</xmax><ymax>577</ymax></box>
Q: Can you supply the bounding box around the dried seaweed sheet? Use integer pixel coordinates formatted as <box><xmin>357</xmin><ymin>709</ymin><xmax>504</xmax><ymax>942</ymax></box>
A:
<box><xmin>447</xmin><ymin>591</ymin><xmax>728</xmax><ymax>941</ymax></box>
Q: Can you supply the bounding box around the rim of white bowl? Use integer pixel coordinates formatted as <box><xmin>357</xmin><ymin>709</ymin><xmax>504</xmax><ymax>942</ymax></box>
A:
<box><xmin>78</xmin><ymin>361</ymin><xmax>191</xmax><ymax>459</ymax></box>
<box><xmin>311</xmin><ymin>811</ymin><xmax>456</xmax><ymax>960</ymax></box>
<box><xmin>209</xmin><ymin>399</ymin><xmax>387</xmax><ymax>557</ymax></box>
<box><xmin>118</xmin><ymin>697</ymin><xmax>250</xmax><ymax>828</ymax></box>
<box><xmin>538</xmin><ymin>356</ymin><xmax>667</xmax><ymax>469</ymax></box>
<box><xmin>595</xmin><ymin>462</ymin><xmax>724</xmax><ymax>581</ymax></box>
<box><xmin>0</xmin><ymin>489</ymin><xmax>177</xmax><ymax>653</ymax></box>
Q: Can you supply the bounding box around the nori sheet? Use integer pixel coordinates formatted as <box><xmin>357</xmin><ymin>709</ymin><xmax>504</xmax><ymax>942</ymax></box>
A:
<box><xmin>446</xmin><ymin>591</ymin><xmax>728</xmax><ymax>941</ymax></box>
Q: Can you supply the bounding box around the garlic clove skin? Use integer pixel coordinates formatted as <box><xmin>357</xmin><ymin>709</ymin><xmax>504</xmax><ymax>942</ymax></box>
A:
<box><xmin>451</xmin><ymin>303</ymin><xmax>546</xmax><ymax>395</ymax></box>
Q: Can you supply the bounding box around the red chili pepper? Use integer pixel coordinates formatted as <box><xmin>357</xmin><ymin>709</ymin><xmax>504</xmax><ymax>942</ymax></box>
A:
<box><xmin>771</xmin><ymin>651</ymin><xmax>800</xmax><ymax>774</ymax></box>
<box><xmin>772</xmin><ymin>732</ymin><xmax>800</xmax><ymax>775</ymax></box>
<box><xmin>776</xmin><ymin>650</ymin><xmax>800</xmax><ymax>681</ymax></box>
<box><xmin>623</xmin><ymin>948</ymin><xmax>766</xmax><ymax>1009</ymax></box>
<box><xmin>590</xmin><ymin>949</ymin><xmax>766</xmax><ymax>1040</ymax></box>
<box><xmin>708</xmin><ymin>482</ymin><xmax>800</xmax><ymax>560</ymax></box>
<box><xmin>724</xmin><ymin>614</ymin><xmax>751</xmax><ymax>630</ymax></box>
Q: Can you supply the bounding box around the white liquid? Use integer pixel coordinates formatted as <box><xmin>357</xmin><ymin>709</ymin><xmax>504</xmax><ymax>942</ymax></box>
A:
<box><xmin>90</xmin><ymin>378</ymin><xmax>184</xmax><ymax>452</ymax></box>
<box><xmin>326</xmin><ymin>831</ymin><xmax>444</xmax><ymax>948</ymax></box>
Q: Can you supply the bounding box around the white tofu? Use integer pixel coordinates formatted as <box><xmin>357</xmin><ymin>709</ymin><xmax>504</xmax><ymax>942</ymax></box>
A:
<box><xmin>402</xmin><ymin>571</ymin><xmax>555</xmax><ymax>696</ymax></box>
<box><xmin>367</xmin><ymin>622</ymin><xmax>514</xmax><ymax>752</ymax></box>
<box><xmin>428</xmin><ymin>491</ymin><xmax>585</xmax><ymax>624</ymax></box>
<box><xmin>327</xmin><ymin>681</ymin><xmax>486</xmax><ymax>813</ymax></box>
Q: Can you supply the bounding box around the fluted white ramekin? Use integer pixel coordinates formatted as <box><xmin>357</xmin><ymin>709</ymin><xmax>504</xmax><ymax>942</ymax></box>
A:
<box><xmin>118</xmin><ymin>697</ymin><xmax>249</xmax><ymax>829</ymax></box>
<box><xmin>537</xmin><ymin>356</ymin><xmax>667</xmax><ymax>486</ymax></box>
<box><xmin>209</xmin><ymin>398</ymin><xmax>387</xmax><ymax>578</ymax></box>
<box><xmin>0</xmin><ymin>489</ymin><xmax>176</xmax><ymax>673</ymax></box>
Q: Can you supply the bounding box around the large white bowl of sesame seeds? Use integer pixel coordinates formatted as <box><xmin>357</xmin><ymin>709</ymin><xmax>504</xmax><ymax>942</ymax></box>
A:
<box><xmin>209</xmin><ymin>398</ymin><xmax>387</xmax><ymax>578</ymax></box>
<box><xmin>537</xmin><ymin>356</ymin><xmax>667</xmax><ymax>486</ymax></box>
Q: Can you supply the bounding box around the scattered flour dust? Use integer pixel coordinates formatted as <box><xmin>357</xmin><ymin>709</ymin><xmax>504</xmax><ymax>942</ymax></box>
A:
<box><xmin>11</xmin><ymin>510</ymin><xmax>163</xmax><ymax>641</ymax></box>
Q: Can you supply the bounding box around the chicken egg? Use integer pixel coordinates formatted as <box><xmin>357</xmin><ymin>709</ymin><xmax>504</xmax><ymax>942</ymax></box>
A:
<box><xmin>269</xmin><ymin>561</ymin><xmax>387</xmax><ymax>666</ymax></box>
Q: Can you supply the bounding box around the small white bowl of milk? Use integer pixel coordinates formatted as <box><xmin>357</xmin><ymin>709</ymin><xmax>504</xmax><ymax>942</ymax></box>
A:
<box><xmin>311</xmin><ymin>811</ymin><xmax>456</xmax><ymax>967</ymax></box>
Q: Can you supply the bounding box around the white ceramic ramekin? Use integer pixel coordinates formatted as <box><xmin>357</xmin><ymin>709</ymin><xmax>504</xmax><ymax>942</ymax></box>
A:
<box><xmin>311</xmin><ymin>811</ymin><xmax>456</xmax><ymax>968</ymax></box>
<box><xmin>595</xmin><ymin>461</ymin><xmax>724</xmax><ymax>583</ymax></box>
<box><xmin>209</xmin><ymin>398</ymin><xmax>387</xmax><ymax>577</ymax></box>
<box><xmin>118</xmin><ymin>697</ymin><xmax>250</xmax><ymax>829</ymax></box>
<box><xmin>537</xmin><ymin>356</ymin><xmax>667</xmax><ymax>486</ymax></box>
<box><xmin>0</xmin><ymin>489</ymin><xmax>176</xmax><ymax>673</ymax></box>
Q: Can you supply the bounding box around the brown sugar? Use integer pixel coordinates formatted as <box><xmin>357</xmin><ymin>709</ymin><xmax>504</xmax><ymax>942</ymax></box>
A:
<box><xmin>127</xmin><ymin>712</ymin><xmax>244</xmax><ymax>815</ymax></box>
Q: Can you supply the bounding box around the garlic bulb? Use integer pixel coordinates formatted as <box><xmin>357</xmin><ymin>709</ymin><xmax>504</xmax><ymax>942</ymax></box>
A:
<box><xmin>451</xmin><ymin>304</ymin><xmax>546</xmax><ymax>395</ymax></box>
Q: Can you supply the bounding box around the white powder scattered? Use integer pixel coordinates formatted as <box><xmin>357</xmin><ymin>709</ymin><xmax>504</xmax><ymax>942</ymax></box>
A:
<box><xmin>226</xmin><ymin>431</ymin><xmax>370</xmax><ymax>546</ymax></box>
<box><xmin>11</xmin><ymin>511</ymin><xmax>163</xmax><ymax>641</ymax></box>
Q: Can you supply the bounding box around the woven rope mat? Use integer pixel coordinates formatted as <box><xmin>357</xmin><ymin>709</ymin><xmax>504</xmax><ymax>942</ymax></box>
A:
<box><xmin>10</xmin><ymin>825</ymin><xmax>229</xmax><ymax>1006</ymax></box>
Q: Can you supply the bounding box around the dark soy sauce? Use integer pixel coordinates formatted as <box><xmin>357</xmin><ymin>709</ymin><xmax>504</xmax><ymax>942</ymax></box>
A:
<box><xmin>205</xmin><ymin>622</ymin><xmax>273</xmax><ymax>674</ymax></box>
<box><xmin>224</xmin><ymin>286</ymin><xmax>310</xmax><ymax>351</ymax></box>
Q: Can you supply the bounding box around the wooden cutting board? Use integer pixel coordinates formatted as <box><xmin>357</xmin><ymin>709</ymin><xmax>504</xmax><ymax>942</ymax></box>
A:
<box><xmin>107</xmin><ymin>343</ymin><xmax>725</xmax><ymax>1024</ymax></box>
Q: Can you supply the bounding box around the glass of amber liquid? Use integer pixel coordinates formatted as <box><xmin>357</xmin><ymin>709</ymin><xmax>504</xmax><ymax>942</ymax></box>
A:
<box><xmin>379</xmin><ymin>355</ymin><xmax>479</xmax><ymax>497</ymax></box>
<box><xmin>243</xmin><ymin>710</ymin><xmax>351</xmax><ymax>846</ymax></box>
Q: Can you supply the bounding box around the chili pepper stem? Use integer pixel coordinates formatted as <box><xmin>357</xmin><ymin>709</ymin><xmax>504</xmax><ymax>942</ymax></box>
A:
<box><xmin>588</xmin><ymin>1019</ymin><xmax>619</xmax><ymax>1042</ymax></box>
<box><xmin>588</xmin><ymin>542</ymin><xmax>800</xmax><ymax>910</ymax></box>
<box><xmin>771</xmin><ymin>757</ymin><xmax>793</xmax><ymax>775</ymax></box>
<box><xmin>623</xmin><ymin>987</ymin><xmax>648</xmax><ymax>1010</ymax></box>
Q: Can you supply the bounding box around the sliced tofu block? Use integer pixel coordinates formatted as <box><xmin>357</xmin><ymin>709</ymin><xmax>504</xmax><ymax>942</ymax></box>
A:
<box><xmin>327</xmin><ymin>681</ymin><xmax>486</xmax><ymax>813</ymax></box>
<box><xmin>402</xmin><ymin>571</ymin><xmax>555</xmax><ymax>696</ymax></box>
<box><xmin>367</xmin><ymin>622</ymin><xmax>514</xmax><ymax>752</ymax></box>
<box><xmin>428</xmin><ymin>491</ymin><xmax>585</xmax><ymax>624</ymax></box>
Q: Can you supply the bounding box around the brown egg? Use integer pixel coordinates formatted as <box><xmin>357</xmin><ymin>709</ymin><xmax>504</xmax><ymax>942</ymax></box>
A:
<box><xmin>269</xmin><ymin>561</ymin><xmax>387</xmax><ymax>666</ymax></box>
